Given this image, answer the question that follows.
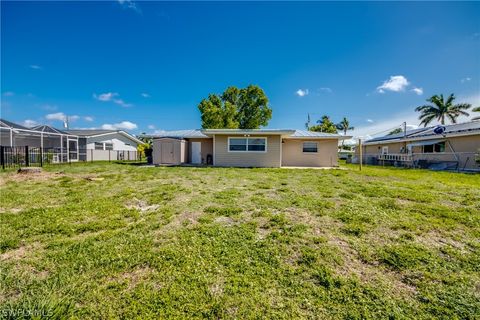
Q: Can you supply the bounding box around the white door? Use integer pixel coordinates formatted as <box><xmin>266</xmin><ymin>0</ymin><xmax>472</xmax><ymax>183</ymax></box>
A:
<box><xmin>191</xmin><ymin>142</ymin><xmax>201</xmax><ymax>164</ymax></box>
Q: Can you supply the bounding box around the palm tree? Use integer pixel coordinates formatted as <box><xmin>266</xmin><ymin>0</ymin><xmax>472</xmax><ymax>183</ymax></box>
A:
<box><xmin>415</xmin><ymin>94</ymin><xmax>471</xmax><ymax>127</ymax></box>
<box><xmin>336</xmin><ymin>117</ymin><xmax>354</xmax><ymax>147</ymax></box>
<box><xmin>472</xmin><ymin>107</ymin><xmax>480</xmax><ymax>120</ymax></box>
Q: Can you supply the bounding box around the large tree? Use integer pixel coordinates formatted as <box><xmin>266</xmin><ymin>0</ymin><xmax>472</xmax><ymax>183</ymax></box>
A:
<box><xmin>198</xmin><ymin>85</ymin><xmax>272</xmax><ymax>129</ymax></box>
<box><xmin>309</xmin><ymin>115</ymin><xmax>338</xmax><ymax>133</ymax></box>
<box><xmin>415</xmin><ymin>94</ymin><xmax>471</xmax><ymax>127</ymax></box>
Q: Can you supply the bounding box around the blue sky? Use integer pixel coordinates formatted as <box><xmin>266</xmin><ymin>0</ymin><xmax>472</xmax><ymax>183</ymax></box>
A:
<box><xmin>1</xmin><ymin>1</ymin><xmax>479</xmax><ymax>138</ymax></box>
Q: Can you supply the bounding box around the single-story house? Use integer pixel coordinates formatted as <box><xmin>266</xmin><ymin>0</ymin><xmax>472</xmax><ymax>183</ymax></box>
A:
<box><xmin>0</xmin><ymin>119</ymin><xmax>143</xmax><ymax>163</ymax></box>
<box><xmin>148</xmin><ymin>129</ymin><xmax>350</xmax><ymax>168</ymax></box>
<box><xmin>65</xmin><ymin>129</ymin><xmax>144</xmax><ymax>161</ymax></box>
<box><xmin>356</xmin><ymin>121</ymin><xmax>480</xmax><ymax>171</ymax></box>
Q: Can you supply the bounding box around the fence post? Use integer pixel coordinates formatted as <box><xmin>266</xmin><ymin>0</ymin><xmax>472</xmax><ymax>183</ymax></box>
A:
<box><xmin>91</xmin><ymin>149</ymin><xmax>93</xmax><ymax>162</ymax></box>
<box><xmin>40</xmin><ymin>147</ymin><xmax>43</xmax><ymax>167</ymax></box>
<box><xmin>25</xmin><ymin>146</ymin><xmax>29</xmax><ymax>167</ymax></box>
<box><xmin>109</xmin><ymin>150</ymin><xmax>111</xmax><ymax>162</ymax></box>
<box><xmin>1</xmin><ymin>146</ymin><xmax>4</xmax><ymax>170</ymax></box>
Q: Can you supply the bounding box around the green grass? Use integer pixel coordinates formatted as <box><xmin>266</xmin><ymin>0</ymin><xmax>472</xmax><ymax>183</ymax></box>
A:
<box><xmin>0</xmin><ymin>162</ymin><xmax>479</xmax><ymax>319</ymax></box>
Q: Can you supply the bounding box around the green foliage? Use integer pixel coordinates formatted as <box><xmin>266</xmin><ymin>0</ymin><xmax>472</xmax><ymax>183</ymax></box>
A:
<box><xmin>387</xmin><ymin>127</ymin><xmax>403</xmax><ymax>135</ymax></box>
<box><xmin>309</xmin><ymin>115</ymin><xmax>338</xmax><ymax>133</ymax></box>
<box><xmin>473</xmin><ymin>106</ymin><xmax>480</xmax><ymax>121</ymax></box>
<box><xmin>415</xmin><ymin>93</ymin><xmax>471</xmax><ymax>127</ymax></box>
<box><xmin>198</xmin><ymin>85</ymin><xmax>272</xmax><ymax>129</ymax></box>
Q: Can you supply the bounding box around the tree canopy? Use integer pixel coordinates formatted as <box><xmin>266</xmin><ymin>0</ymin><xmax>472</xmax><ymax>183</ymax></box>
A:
<box><xmin>198</xmin><ymin>85</ymin><xmax>272</xmax><ymax>129</ymax></box>
<box><xmin>309</xmin><ymin>115</ymin><xmax>338</xmax><ymax>133</ymax></box>
<box><xmin>415</xmin><ymin>94</ymin><xmax>471</xmax><ymax>127</ymax></box>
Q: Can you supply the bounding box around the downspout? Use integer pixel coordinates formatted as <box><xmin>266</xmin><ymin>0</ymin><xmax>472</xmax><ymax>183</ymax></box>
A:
<box><xmin>10</xmin><ymin>128</ymin><xmax>13</xmax><ymax>146</ymax></box>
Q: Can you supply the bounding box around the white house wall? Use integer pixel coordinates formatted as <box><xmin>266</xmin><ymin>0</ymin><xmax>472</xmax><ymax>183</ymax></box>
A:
<box><xmin>85</xmin><ymin>133</ymin><xmax>138</xmax><ymax>151</ymax></box>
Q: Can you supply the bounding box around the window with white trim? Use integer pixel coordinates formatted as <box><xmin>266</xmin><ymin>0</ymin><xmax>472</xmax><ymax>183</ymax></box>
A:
<box><xmin>104</xmin><ymin>143</ymin><xmax>114</xmax><ymax>150</ymax></box>
<box><xmin>302</xmin><ymin>142</ymin><xmax>318</xmax><ymax>153</ymax></box>
<box><xmin>228</xmin><ymin>137</ymin><xmax>266</xmax><ymax>152</ymax></box>
<box><xmin>94</xmin><ymin>142</ymin><xmax>104</xmax><ymax>150</ymax></box>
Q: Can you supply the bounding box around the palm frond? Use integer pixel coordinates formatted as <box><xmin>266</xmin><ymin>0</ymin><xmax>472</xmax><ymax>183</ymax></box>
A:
<box><xmin>445</xmin><ymin>93</ymin><xmax>455</xmax><ymax>107</ymax></box>
<box><xmin>453</xmin><ymin>103</ymin><xmax>472</xmax><ymax>111</ymax></box>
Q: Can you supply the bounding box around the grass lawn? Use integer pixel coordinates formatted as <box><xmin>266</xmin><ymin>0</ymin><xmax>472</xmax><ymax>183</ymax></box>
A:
<box><xmin>0</xmin><ymin>162</ymin><xmax>479</xmax><ymax>319</ymax></box>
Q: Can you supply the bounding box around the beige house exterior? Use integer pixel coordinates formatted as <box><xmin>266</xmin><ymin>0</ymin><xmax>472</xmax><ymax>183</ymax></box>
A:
<box><xmin>150</xmin><ymin>129</ymin><xmax>349</xmax><ymax>168</ymax></box>
<box><xmin>356</xmin><ymin>121</ymin><xmax>480</xmax><ymax>171</ymax></box>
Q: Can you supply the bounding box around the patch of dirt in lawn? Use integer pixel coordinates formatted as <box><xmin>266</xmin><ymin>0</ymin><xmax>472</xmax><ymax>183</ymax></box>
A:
<box><xmin>329</xmin><ymin>236</ymin><xmax>417</xmax><ymax>296</ymax></box>
<box><xmin>112</xmin><ymin>266</ymin><xmax>156</xmax><ymax>290</ymax></box>
<box><xmin>0</xmin><ymin>242</ymin><xmax>43</xmax><ymax>261</ymax></box>
<box><xmin>1</xmin><ymin>171</ymin><xmax>64</xmax><ymax>185</ymax></box>
<box><xmin>214</xmin><ymin>216</ymin><xmax>236</xmax><ymax>226</ymax></box>
<box><xmin>0</xmin><ymin>207</ymin><xmax>23</xmax><ymax>214</ymax></box>
<box><xmin>416</xmin><ymin>231</ymin><xmax>474</xmax><ymax>253</ymax></box>
<box><xmin>165</xmin><ymin>211</ymin><xmax>201</xmax><ymax>229</ymax></box>
<box><xmin>126</xmin><ymin>198</ymin><xmax>160</xmax><ymax>213</ymax></box>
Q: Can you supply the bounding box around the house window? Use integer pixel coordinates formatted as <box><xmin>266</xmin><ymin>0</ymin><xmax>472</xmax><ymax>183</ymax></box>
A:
<box><xmin>94</xmin><ymin>142</ymin><xmax>104</xmax><ymax>150</ymax></box>
<box><xmin>381</xmin><ymin>146</ymin><xmax>389</xmax><ymax>154</ymax></box>
<box><xmin>424</xmin><ymin>141</ymin><xmax>445</xmax><ymax>153</ymax></box>
<box><xmin>303</xmin><ymin>142</ymin><xmax>318</xmax><ymax>153</ymax></box>
<box><xmin>247</xmin><ymin>138</ymin><xmax>266</xmax><ymax>151</ymax></box>
<box><xmin>105</xmin><ymin>143</ymin><xmax>114</xmax><ymax>150</ymax></box>
<box><xmin>228</xmin><ymin>137</ymin><xmax>266</xmax><ymax>152</ymax></box>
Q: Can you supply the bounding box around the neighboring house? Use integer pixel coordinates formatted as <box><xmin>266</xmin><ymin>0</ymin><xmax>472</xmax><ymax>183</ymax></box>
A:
<box><xmin>0</xmin><ymin>119</ymin><xmax>142</xmax><ymax>164</ymax></box>
<box><xmin>356</xmin><ymin>121</ymin><xmax>480</xmax><ymax>171</ymax></box>
<box><xmin>146</xmin><ymin>129</ymin><xmax>350</xmax><ymax>168</ymax></box>
<box><xmin>65</xmin><ymin>129</ymin><xmax>143</xmax><ymax>161</ymax></box>
<box><xmin>1</xmin><ymin>119</ymin><xmax>79</xmax><ymax>162</ymax></box>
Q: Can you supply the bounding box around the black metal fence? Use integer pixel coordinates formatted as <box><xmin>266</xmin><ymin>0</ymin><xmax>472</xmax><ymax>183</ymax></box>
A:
<box><xmin>1</xmin><ymin>146</ymin><xmax>142</xmax><ymax>169</ymax></box>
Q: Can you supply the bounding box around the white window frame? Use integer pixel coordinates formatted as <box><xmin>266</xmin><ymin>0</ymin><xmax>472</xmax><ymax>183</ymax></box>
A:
<box><xmin>94</xmin><ymin>142</ymin><xmax>104</xmax><ymax>150</ymax></box>
<box><xmin>302</xmin><ymin>141</ymin><xmax>318</xmax><ymax>153</ymax></box>
<box><xmin>104</xmin><ymin>142</ymin><xmax>114</xmax><ymax>150</ymax></box>
<box><xmin>227</xmin><ymin>137</ymin><xmax>268</xmax><ymax>153</ymax></box>
<box><xmin>381</xmin><ymin>146</ymin><xmax>389</xmax><ymax>154</ymax></box>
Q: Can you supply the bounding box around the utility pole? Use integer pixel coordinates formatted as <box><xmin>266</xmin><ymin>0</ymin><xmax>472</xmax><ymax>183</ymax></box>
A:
<box><xmin>359</xmin><ymin>138</ymin><xmax>363</xmax><ymax>171</ymax></box>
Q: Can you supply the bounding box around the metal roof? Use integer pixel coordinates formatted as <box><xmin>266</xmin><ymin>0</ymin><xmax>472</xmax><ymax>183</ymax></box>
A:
<box><xmin>148</xmin><ymin>129</ymin><xmax>209</xmax><ymax>139</ymax></box>
<box><xmin>147</xmin><ymin>128</ymin><xmax>350</xmax><ymax>139</ymax></box>
<box><xmin>290</xmin><ymin>130</ymin><xmax>348</xmax><ymax>139</ymax></box>
<box><xmin>0</xmin><ymin>118</ymin><xmax>29</xmax><ymax>130</ymax></box>
<box><xmin>31</xmin><ymin>125</ymin><xmax>69</xmax><ymax>134</ymax></box>
<box><xmin>365</xmin><ymin>121</ymin><xmax>480</xmax><ymax>144</ymax></box>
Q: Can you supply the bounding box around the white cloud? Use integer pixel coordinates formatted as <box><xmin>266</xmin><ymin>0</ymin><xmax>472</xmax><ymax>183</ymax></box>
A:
<box><xmin>117</xmin><ymin>0</ymin><xmax>141</xmax><ymax>13</ymax></box>
<box><xmin>366</xmin><ymin>119</ymin><xmax>374</xmax><ymax>123</ymax></box>
<box><xmin>411</xmin><ymin>87</ymin><xmax>423</xmax><ymax>95</ymax></box>
<box><xmin>101</xmin><ymin>121</ymin><xmax>137</xmax><ymax>131</ymax></box>
<box><xmin>84</xmin><ymin>116</ymin><xmax>94</xmax><ymax>122</ymax></box>
<box><xmin>295</xmin><ymin>89</ymin><xmax>309</xmax><ymax>97</ymax></box>
<box><xmin>461</xmin><ymin>77</ymin><xmax>471</xmax><ymax>83</ymax></box>
<box><xmin>22</xmin><ymin>119</ymin><xmax>38</xmax><ymax>127</ymax></box>
<box><xmin>319</xmin><ymin>87</ymin><xmax>332</xmax><ymax>93</ymax></box>
<box><xmin>94</xmin><ymin>92</ymin><xmax>118</xmax><ymax>102</ymax></box>
<box><xmin>45</xmin><ymin>112</ymin><xmax>81</xmax><ymax>122</ymax></box>
<box><xmin>377</xmin><ymin>75</ymin><xmax>410</xmax><ymax>93</ymax></box>
<box><xmin>45</xmin><ymin>112</ymin><xmax>67</xmax><ymax>121</ymax></box>
<box><xmin>29</xmin><ymin>65</ymin><xmax>42</xmax><ymax>70</ymax></box>
<box><xmin>147</xmin><ymin>124</ymin><xmax>155</xmax><ymax>130</ymax></box>
<box><xmin>2</xmin><ymin>91</ymin><xmax>14</xmax><ymax>97</ymax></box>
<box><xmin>141</xmin><ymin>93</ymin><xmax>151</xmax><ymax>98</ymax></box>
<box><xmin>93</xmin><ymin>92</ymin><xmax>133</xmax><ymax>107</ymax></box>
